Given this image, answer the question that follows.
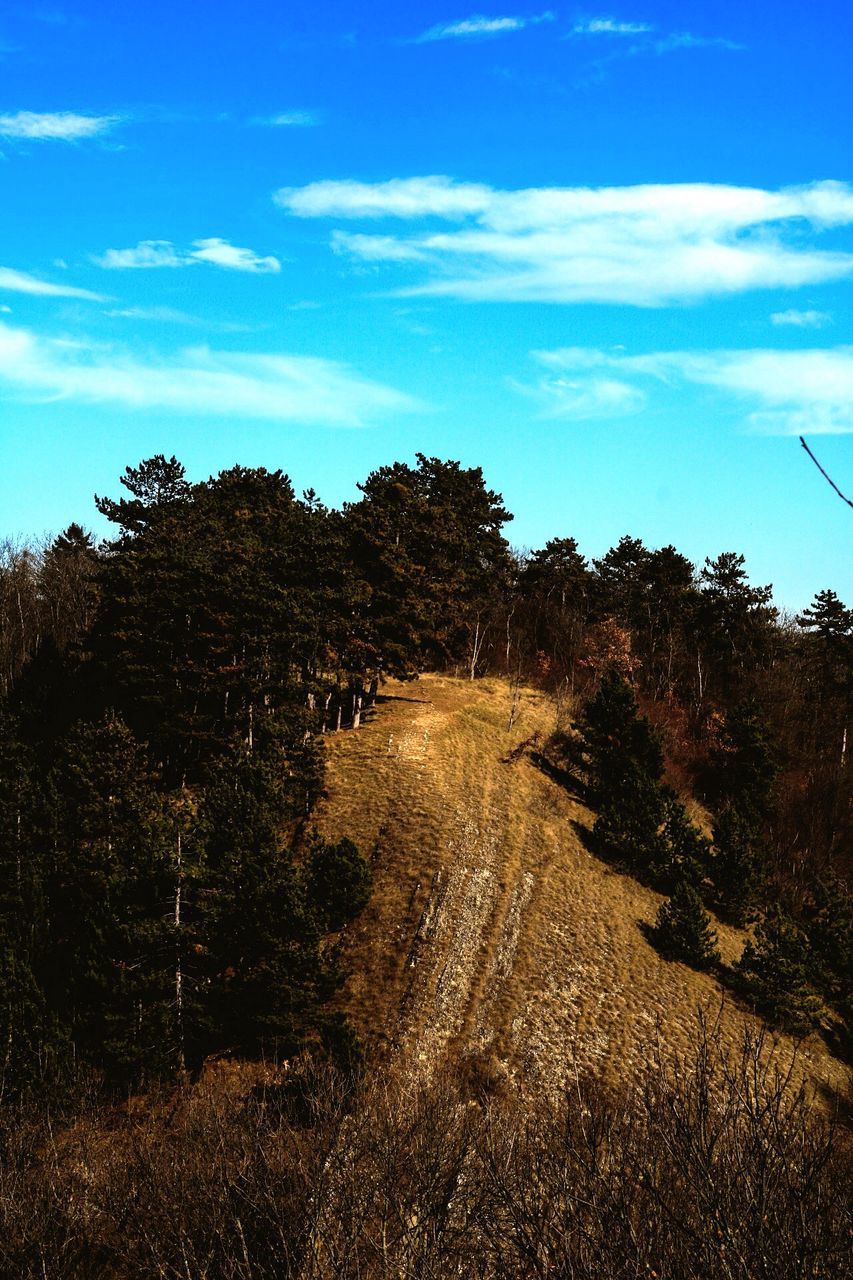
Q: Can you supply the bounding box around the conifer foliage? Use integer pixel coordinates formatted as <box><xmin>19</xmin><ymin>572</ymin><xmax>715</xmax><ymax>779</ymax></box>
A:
<box><xmin>653</xmin><ymin>880</ymin><xmax>720</xmax><ymax>970</ymax></box>
<box><xmin>737</xmin><ymin>912</ymin><xmax>823</xmax><ymax>1034</ymax></box>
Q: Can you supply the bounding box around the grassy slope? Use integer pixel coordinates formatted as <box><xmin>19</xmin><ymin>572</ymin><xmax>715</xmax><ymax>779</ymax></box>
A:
<box><xmin>314</xmin><ymin>674</ymin><xmax>849</xmax><ymax>1104</ymax></box>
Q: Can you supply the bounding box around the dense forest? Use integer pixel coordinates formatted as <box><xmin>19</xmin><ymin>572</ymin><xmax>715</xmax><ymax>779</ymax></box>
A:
<box><xmin>0</xmin><ymin>451</ymin><xmax>850</xmax><ymax>1276</ymax></box>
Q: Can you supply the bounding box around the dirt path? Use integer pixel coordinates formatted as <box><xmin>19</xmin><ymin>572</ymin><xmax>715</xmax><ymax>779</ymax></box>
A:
<box><xmin>313</xmin><ymin>675</ymin><xmax>850</xmax><ymax>1105</ymax></box>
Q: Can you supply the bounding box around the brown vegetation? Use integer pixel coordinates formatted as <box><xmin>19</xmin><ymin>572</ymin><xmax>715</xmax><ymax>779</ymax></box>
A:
<box><xmin>0</xmin><ymin>1017</ymin><xmax>849</xmax><ymax>1278</ymax></box>
<box><xmin>315</xmin><ymin>674</ymin><xmax>849</xmax><ymax>1101</ymax></box>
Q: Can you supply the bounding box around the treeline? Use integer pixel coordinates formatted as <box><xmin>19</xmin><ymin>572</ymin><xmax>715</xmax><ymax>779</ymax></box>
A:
<box><xmin>0</xmin><ymin>452</ymin><xmax>850</xmax><ymax>1095</ymax></box>
<box><xmin>572</xmin><ymin>672</ymin><xmax>850</xmax><ymax>1047</ymax></box>
<box><xmin>0</xmin><ymin>1019</ymin><xmax>849</xmax><ymax>1278</ymax></box>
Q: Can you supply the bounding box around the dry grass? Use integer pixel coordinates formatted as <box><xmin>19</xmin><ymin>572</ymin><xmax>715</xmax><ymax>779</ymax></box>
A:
<box><xmin>314</xmin><ymin>674</ymin><xmax>850</xmax><ymax>1104</ymax></box>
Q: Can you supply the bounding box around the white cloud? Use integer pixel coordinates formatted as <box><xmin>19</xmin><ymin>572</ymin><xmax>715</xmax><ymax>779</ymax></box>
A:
<box><xmin>190</xmin><ymin>238</ymin><xmax>280</xmax><ymax>273</ymax></box>
<box><xmin>529</xmin><ymin>345</ymin><xmax>853</xmax><ymax>434</ymax></box>
<box><xmin>263</xmin><ymin>110</ymin><xmax>319</xmax><ymax>127</ymax></box>
<box><xmin>0</xmin><ymin>265</ymin><xmax>105</xmax><ymax>300</ymax></box>
<box><xmin>512</xmin><ymin>370</ymin><xmax>646</xmax><ymax>417</ymax></box>
<box><xmin>0</xmin><ymin>320</ymin><xmax>420</xmax><ymax>425</ymax></box>
<box><xmin>770</xmin><ymin>308</ymin><xmax>832</xmax><ymax>329</ymax></box>
<box><xmin>275</xmin><ymin>176</ymin><xmax>853</xmax><ymax>306</ymax></box>
<box><xmin>0</xmin><ymin>110</ymin><xmax>118</xmax><ymax>140</ymax></box>
<box><xmin>416</xmin><ymin>12</ymin><xmax>554</xmax><ymax>42</ymax></box>
<box><xmin>652</xmin><ymin>32</ymin><xmax>743</xmax><ymax>53</ymax></box>
<box><xmin>331</xmin><ymin>231</ymin><xmax>429</xmax><ymax>262</ymax></box>
<box><xmin>277</xmin><ymin>176</ymin><xmax>493</xmax><ymax>220</ymax></box>
<box><xmin>95</xmin><ymin>238</ymin><xmax>281</xmax><ymax>274</ymax></box>
<box><xmin>572</xmin><ymin>18</ymin><xmax>654</xmax><ymax>36</ymax></box>
<box><xmin>96</xmin><ymin>241</ymin><xmax>184</xmax><ymax>269</ymax></box>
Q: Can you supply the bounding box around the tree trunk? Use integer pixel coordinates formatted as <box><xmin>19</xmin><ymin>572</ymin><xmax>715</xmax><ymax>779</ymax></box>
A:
<box><xmin>174</xmin><ymin>832</ymin><xmax>185</xmax><ymax>1074</ymax></box>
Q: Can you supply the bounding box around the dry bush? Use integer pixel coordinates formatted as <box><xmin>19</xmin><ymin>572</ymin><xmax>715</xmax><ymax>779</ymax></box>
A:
<box><xmin>0</xmin><ymin>1019</ymin><xmax>849</xmax><ymax>1279</ymax></box>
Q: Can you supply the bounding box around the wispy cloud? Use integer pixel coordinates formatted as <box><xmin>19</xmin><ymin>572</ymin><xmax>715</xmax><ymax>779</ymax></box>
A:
<box><xmin>570</xmin><ymin>15</ymin><xmax>744</xmax><ymax>73</ymax></box>
<box><xmin>0</xmin><ymin>110</ymin><xmax>119</xmax><ymax>141</ymax></box>
<box><xmin>0</xmin><ymin>321</ymin><xmax>420</xmax><ymax>425</ymax></box>
<box><xmin>526</xmin><ymin>345</ymin><xmax>853</xmax><ymax>434</ymax></box>
<box><xmin>572</xmin><ymin>18</ymin><xmax>653</xmax><ymax>36</ymax></box>
<box><xmin>0</xmin><ymin>265</ymin><xmax>105</xmax><ymax>300</ymax></box>
<box><xmin>275</xmin><ymin>176</ymin><xmax>853</xmax><ymax>307</ymax></box>
<box><xmin>652</xmin><ymin>32</ymin><xmax>743</xmax><ymax>54</ymax></box>
<box><xmin>95</xmin><ymin>238</ymin><xmax>281</xmax><ymax>274</ymax></box>
<box><xmin>103</xmin><ymin>305</ymin><xmax>254</xmax><ymax>333</ymax></box>
<box><xmin>770</xmin><ymin>308</ymin><xmax>832</xmax><ymax>329</ymax></box>
<box><xmin>416</xmin><ymin>12</ymin><xmax>554</xmax><ymax>42</ymax></box>
<box><xmin>190</xmin><ymin>239</ymin><xmax>281</xmax><ymax>273</ymax></box>
<box><xmin>260</xmin><ymin>110</ymin><xmax>319</xmax><ymax>127</ymax></box>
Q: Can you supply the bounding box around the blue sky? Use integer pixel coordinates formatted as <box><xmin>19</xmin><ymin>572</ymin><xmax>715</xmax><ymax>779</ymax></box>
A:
<box><xmin>0</xmin><ymin>1</ymin><xmax>850</xmax><ymax>610</ymax></box>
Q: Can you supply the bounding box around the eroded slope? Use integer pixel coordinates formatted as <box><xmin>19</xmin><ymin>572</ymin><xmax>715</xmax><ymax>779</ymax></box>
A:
<box><xmin>314</xmin><ymin>675</ymin><xmax>849</xmax><ymax>1102</ymax></box>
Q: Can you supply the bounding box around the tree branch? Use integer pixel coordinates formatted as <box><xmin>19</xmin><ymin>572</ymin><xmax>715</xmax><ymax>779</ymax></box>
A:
<box><xmin>799</xmin><ymin>436</ymin><xmax>853</xmax><ymax>509</ymax></box>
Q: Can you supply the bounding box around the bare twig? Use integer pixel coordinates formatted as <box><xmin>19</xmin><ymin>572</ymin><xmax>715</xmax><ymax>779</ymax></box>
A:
<box><xmin>799</xmin><ymin>436</ymin><xmax>853</xmax><ymax>509</ymax></box>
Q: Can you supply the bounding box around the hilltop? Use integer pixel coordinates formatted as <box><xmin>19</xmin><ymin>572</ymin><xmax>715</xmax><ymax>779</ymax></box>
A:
<box><xmin>315</xmin><ymin>674</ymin><xmax>849</xmax><ymax>1103</ymax></box>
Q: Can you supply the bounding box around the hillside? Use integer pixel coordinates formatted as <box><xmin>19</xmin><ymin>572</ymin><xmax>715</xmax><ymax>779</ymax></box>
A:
<box><xmin>315</xmin><ymin>674</ymin><xmax>849</xmax><ymax>1104</ymax></box>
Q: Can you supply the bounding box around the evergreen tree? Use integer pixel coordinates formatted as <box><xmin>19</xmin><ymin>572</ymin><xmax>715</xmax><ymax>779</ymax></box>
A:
<box><xmin>655</xmin><ymin>794</ymin><xmax>710</xmax><ymax>891</ymax></box>
<box><xmin>517</xmin><ymin>537</ymin><xmax>591</xmax><ymax>687</ymax></box>
<box><xmin>592</xmin><ymin>761</ymin><xmax>668</xmax><ymax>874</ymax></box>
<box><xmin>710</xmin><ymin>807</ymin><xmax>763</xmax><ymax>927</ymax></box>
<box><xmin>195</xmin><ymin>751</ymin><xmax>341</xmax><ymax>1063</ymax></box>
<box><xmin>806</xmin><ymin>873</ymin><xmax>853</xmax><ymax>1007</ymax></box>
<box><xmin>306</xmin><ymin>834</ymin><xmax>372</xmax><ymax>933</ymax></box>
<box><xmin>653</xmin><ymin>880</ymin><xmax>720</xmax><ymax>970</ymax></box>
<box><xmin>345</xmin><ymin>454</ymin><xmax>512</xmax><ymax>676</ymax></box>
<box><xmin>42</xmin><ymin>717</ymin><xmax>176</xmax><ymax>1082</ymax></box>
<box><xmin>709</xmin><ymin>699</ymin><xmax>777</xmax><ymax>824</ymax></box>
<box><xmin>575</xmin><ymin>669</ymin><xmax>664</xmax><ymax>805</ymax></box>
<box><xmin>797</xmin><ymin>588</ymin><xmax>852</xmax><ymax>769</ymax></box>
<box><xmin>737</xmin><ymin>912</ymin><xmax>822</xmax><ymax>1033</ymax></box>
<box><xmin>696</xmin><ymin>552</ymin><xmax>777</xmax><ymax>701</ymax></box>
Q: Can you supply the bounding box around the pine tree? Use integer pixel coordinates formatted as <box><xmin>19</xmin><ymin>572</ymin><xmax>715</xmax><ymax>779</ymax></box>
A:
<box><xmin>710</xmin><ymin>808</ymin><xmax>763</xmax><ymax>927</ymax></box>
<box><xmin>653</xmin><ymin>794</ymin><xmax>710</xmax><ymax>892</ymax></box>
<box><xmin>195</xmin><ymin>750</ymin><xmax>336</xmax><ymax>1063</ymax></box>
<box><xmin>575</xmin><ymin>669</ymin><xmax>664</xmax><ymax>805</ymax></box>
<box><xmin>653</xmin><ymin>880</ymin><xmax>720</xmax><ymax>970</ymax></box>
<box><xmin>737</xmin><ymin>912</ymin><xmax>822</xmax><ymax>1033</ymax></box>
<box><xmin>710</xmin><ymin>699</ymin><xmax>778</xmax><ymax>824</ymax></box>
<box><xmin>42</xmin><ymin>716</ymin><xmax>175</xmax><ymax>1082</ymax></box>
<box><xmin>592</xmin><ymin>761</ymin><xmax>668</xmax><ymax>873</ymax></box>
<box><xmin>306</xmin><ymin>834</ymin><xmax>372</xmax><ymax>933</ymax></box>
<box><xmin>806</xmin><ymin>874</ymin><xmax>852</xmax><ymax>1007</ymax></box>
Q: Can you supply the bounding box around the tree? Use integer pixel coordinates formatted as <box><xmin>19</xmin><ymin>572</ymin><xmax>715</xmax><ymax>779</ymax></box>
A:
<box><xmin>592</xmin><ymin>763</ymin><xmax>668</xmax><ymax>873</ymax></box>
<box><xmin>707</xmin><ymin>698</ymin><xmax>777</xmax><ymax>825</ymax></box>
<box><xmin>344</xmin><ymin>454</ymin><xmax>513</xmax><ymax>676</ymax></box>
<box><xmin>38</xmin><ymin>524</ymin><xmax>100</xmax><ymax>654</ymax></box>
<box><xmin>194</xmin><ymin>750</ymin><xmax>346</xmax><ymax>1064</ymax></box>
<box><xmin>575</xmin><ymin>669</ymin><xmax>664</xmax><ymax>805</ymax></box>
<box><xmin>653</xmin><ymin>880</ymin><xmax>720</xmax><ymax>970</ymax></box>
<box><xmin>518</xmin><ymin>537</ymin><xmax>592</xmax><ymax>688</ymax></box>
<box><xmin>797</xmin><ymin>588</ymin><xmax>852</xmax><ymax>768</ymax></box>
<box><xmin>710</xmin><ymin>808</ymin><xmax>763</xmax><ymax>927</ymax></box>
<box><xmin>737</xmin><ymin>912</ymin><xmax>822</xmax><ymax>1033</ymax></box>
<box><xmin>306</xmin><ymin>834</ymin><xmax>372</xmax><ymax>933</ymax></box>
<box><xmin>592</xmin><ymin>535</ymin><xmax>651</xmax><ymax>626</ymax></box>
<box><xmin>695</xmin><ymin>552</ymin><xmax>777</xmax><ymax>701</ymax></box>
<box><xmin>656</xmin><ymin>795</ymin><xmax>710</xmax><ymax>892</ymax></box>
<box><xmin>95</xmin><ymin>454</ymin><xmax>192</xmax><ymax>537</ymax></box>
<box><xmin>805</xmin><ymin>873</ymin><xmax>852</xmax><ymax>1008</ymax></box>
<box><xmin>41</xmin><ymin>716</ymin><xmax>176</xmax><ymax>1082</ymax></box>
